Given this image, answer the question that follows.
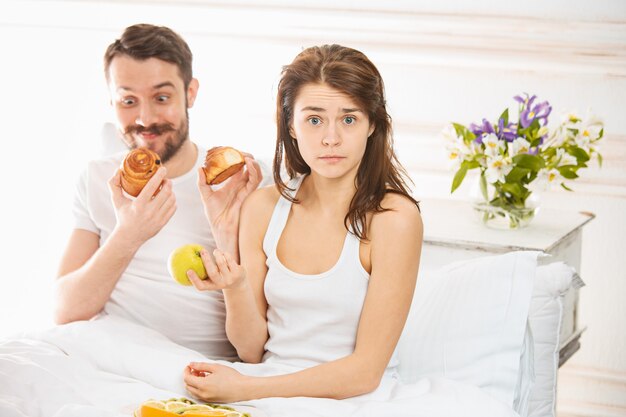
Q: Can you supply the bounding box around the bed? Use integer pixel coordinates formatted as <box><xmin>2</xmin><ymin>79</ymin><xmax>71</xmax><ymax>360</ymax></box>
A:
<box><xmin>0</xmin><ymin>250</ymin><xmax>577</xmax><ymax>417</ymax></box>
<box><xmin>0</xmin><ymin>126</ymin><xmax>578</xmax><ymax>416</ymax></box>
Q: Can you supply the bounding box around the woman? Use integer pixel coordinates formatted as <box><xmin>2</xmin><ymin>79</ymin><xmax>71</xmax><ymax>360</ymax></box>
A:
<box><xmin>186</xmin><ymin>44</ymin><xmax>422</xmax><ymax>402</ymax></box>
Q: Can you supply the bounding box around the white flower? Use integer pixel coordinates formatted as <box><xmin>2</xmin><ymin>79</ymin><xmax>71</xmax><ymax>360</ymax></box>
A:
<box><xmin>445</xmin><ymin>145</ymin><xmax>465</xmax><ymax>168</ymax></box>
<box><xmin>575</xmin><ymin>115</ymin><xmax>603</xmax><ymax>152</ymax></box>
<box><xmin>555</xmin><ymin>148</ymin><xmax>577</xmax><ymax>167</ymax></box>
<box><xmin>441</xmin><ymin>124</ymin><xmax>461</xmax><ymax>144</ymax></box>
<box><xmin>531</xmin><ymin>167</ymin><xmax>562</xmax><ymax>192</ymax></box>
<box><xmin>441</xmin><ymin>124</ymin><xmax>481</xmax><ymax>168</ymax></box>
<box><xmin>444</xmin><ymin>140</ymin><xmax>472</xmax><ymax>168</ymax></box>
<box><xmin>562</xmin><ymin>111</ymin><xmax>582</xmax><ymax>127</ymax></box>
<box><xmin>485</xmin><ymin>154</ymin><xmax>513</xmax><ymax>183</ymax></box>
<box><xmin>508</xmin><ymin>137</ymin><xmax>531</xmax><ymax>156</ymax></box>
<box><xmin>547</xmin><ymin>129</ymin><xmax>568</xmax><ymax>148</ymax></box>
<box><xmin>482</xmin><ymin>133</ymin><xmax>505</xmax><ymax>157</ymax></box>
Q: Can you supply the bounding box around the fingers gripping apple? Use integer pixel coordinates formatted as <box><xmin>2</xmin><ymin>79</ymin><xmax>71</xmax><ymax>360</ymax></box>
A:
<box><xmin>168</xmin><ymin>244</ymin><xmax>208</xmax><ymax>286</ymax></box>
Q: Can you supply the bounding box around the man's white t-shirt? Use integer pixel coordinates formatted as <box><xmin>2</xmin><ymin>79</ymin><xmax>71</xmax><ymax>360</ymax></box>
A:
<box><xmin>72</xmin><ymin>146</ymin><xmax>238</xmax><ymax>361</ymax></box>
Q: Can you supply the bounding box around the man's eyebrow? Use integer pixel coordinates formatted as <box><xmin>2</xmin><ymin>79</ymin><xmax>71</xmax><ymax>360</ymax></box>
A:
<box><xmin>153</xmin><ymin>81</ymin><xmax>176</xmax><ymax>90</ymax></box>
<box><xmin>116</xmin><ymin>81</ymin><xmax>176</xmax><ymax>92</ymax></box>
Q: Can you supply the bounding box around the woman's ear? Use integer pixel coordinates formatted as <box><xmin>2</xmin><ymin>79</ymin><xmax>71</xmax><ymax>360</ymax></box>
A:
<box><xmin>289</xmin><ymin>124</ymin><xmax>296</xmax><ymax>140</ymax></box>
<box><xmin>187</xmin><ymin>78</ymin><xmax>200</xmax><ymax>108</ymax></box>
<box><xmin>368</xmin><ymin>123</ymin><xmax>375</xmax><ymax>138</ymax></box>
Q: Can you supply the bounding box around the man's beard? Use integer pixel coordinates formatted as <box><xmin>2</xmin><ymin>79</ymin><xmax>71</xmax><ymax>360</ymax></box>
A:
<box><xmin>122</xmin><ymin>109</ymin><xmax>190</xmax><ymax>164</ymax></box>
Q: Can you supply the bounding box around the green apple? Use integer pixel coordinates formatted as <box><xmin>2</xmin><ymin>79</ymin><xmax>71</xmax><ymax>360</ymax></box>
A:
<box><xmin>168</xmin><ymin>244</ymin><xmax>208</xmax><ymax>286</ymax></box>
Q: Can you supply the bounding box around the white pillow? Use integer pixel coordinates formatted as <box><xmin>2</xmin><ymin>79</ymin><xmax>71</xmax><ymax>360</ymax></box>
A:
<box><xmin>397</xmin><ymin>251</ymin><xmax>539</xmax><ymax>408</ymax></box>
<box><xmin>527</xmin><ymin>261</ymin><xmax>577</xmax><ymax>417</ymax></box>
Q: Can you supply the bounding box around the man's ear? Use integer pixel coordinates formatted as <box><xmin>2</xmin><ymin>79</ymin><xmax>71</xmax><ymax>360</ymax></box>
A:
<box><xmin>187</xmin><ymin>78</ymin><xmax>200</xmax><ymax>108</ymax></box>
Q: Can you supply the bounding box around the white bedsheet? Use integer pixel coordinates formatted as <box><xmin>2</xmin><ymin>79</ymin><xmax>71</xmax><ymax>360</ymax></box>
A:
<box><xmin>0</xmin><ymin>315</ymin><xmax>519</xmax><ymax>417</ymax></box>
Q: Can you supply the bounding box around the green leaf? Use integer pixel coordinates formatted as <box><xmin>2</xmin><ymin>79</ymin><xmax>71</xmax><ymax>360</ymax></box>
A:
<box><xmin>512</xmin><ymin>154</ymin><xmax>545</xmax><ymax>171</ymax></box>
<box><xmin>505</xmin><ymin>167</ymin><xmax>530</xmax><ymax>183</ymax></box>
<box><xmin>499</xmin><ymin>108</ymin><xmax>509</xmax><ymax>126</ymax></box>
<box><xmin>479</xmin><ymin>172</ymin><xmax>488</xmax><ymax>201</ymax></box>
<box><xmin>501</xmin><ymin>182</ymin><xmax>523</xmax><ymax>199</ymax></box>
<box><xmin>452</xmin><ymin>123</ymin><xmax>476</xmax><ymax>143</ymax></box>
<box><xmin>530</xmin><ymin>137</ymin><xmax>543</xmax><ymax>148</ymax></box>
<box><xmin>561</xmin><ymin>182</ymin><xmax>574</xmax><ymax>191</ymax></box>
<box><xmin>529</xmin><ymin>118</ymin><xmax>541</xmax><ymax>131</ymax></box>
<box><xmin>451</xmin><ymin>162</ymin><xmax>469</xmax><ymax>193</ymax></box>
<box><xmin>469</xmin><ymin>160</ymin><xmax>482</xmax><ymax>169</ymax></box>
<box><xmin>542</xmin><ymin>147</ymin><xmax>557</xmax><ymax>159</ymax></box>
<box><xmin>568</xmin><ymin>146</ymin><xmax>590</xmax><ymax>163</ymax></box>
<box><xmin>558</xmin><ymin>166</ymin><xmax>579</xmax><ymax>179</ymax></box>
<box><xmin>597</xmin><ymin>152</ymin><xmax>603</xmax><ymax>167</ymax></box>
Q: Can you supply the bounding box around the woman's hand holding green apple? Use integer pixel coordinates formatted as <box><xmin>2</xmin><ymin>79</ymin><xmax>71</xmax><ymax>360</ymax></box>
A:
<box><xmin>169</xmin><ymin>244</ymin><xmax>246</xmax><ymax>291</ymax></box>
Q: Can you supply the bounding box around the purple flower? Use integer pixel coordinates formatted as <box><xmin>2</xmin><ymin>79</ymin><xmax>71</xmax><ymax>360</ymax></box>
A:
<box><xmin>469</xmin><ymin>118</ymin><xmax>494</xmax><ymax>144</ymax></box>
<box><xmin>520</xmin><ymin>100</ymin><xmax>552</xmax><ymax>128</ymax></box>
<box><xmin>514</xmin><ymin>93</ymin><xmax>537</xmax><ymax>109</ymax></box>
<box><xmin>496</xmin><ymin>118</ymin><xmax>518</xmax><ymax>142</ymax></box>
<box><xmin>515</xmin><ymin>93</ymin><xmax>552</xmax><ymax>128</ymax></box>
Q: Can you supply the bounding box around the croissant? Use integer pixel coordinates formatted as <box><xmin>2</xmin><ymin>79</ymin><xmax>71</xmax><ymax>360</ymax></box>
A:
<box><xmin>120</xmin><ymin>147</ymin><xmax>161</xmax><ymax>197</ymax></box>
<box><xmin>203</xmin><ymin>146</ymin><xmax>245</xmax><ymax>185</ymax></box>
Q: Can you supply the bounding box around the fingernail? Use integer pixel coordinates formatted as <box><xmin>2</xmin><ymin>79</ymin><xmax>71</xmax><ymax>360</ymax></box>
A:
<box><xmin>186</xmin><ymin>270</ymin><xmax>193</xmax><ymax>277</ymax></box>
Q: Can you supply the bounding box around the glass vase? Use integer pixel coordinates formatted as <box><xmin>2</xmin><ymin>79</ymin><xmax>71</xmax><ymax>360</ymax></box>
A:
<box><xmin>471</xmin><ymin>177</ymin><xmax>540</xmax><ymax>230</ymax></box>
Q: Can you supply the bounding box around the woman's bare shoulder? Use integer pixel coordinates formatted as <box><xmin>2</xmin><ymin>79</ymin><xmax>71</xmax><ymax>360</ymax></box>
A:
<box><xmin>381</xmin><ymin>192</ymin><xmax>420</xmax><ymax>215</ymax></box>
<box><xmin>241</xmin><ymin>184</ymin><xmax>282</xmax><ymax>222</ymax></box>
<box><xmin>371</xmin><ymin>192</ymin><xmax>422</xmax><ymax>235</ymax></box>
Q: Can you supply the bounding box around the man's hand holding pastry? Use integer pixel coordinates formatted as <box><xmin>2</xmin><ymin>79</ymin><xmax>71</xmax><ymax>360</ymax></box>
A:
<box><xmin>108</xmin><ymin>166</ymin><xmax>177</xmax><ymax>247</ymax></box>
<box><xmin>197</xmin><ymin>146</ymin><xmax>262</xmax><ymax>256</ymax></box>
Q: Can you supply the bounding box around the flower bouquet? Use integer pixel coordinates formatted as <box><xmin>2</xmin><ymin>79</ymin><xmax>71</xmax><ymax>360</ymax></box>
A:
<box><xmin>442</xmin><ymin>93</ymin><xmax>604</xmax><ymax>229</ymax></box>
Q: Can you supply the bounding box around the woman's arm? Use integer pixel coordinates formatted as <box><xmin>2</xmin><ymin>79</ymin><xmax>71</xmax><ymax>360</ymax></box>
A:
<box><xmin>185</xmin><ymin>193</ymin><xmax>423</xmax><ymax>401</ymax></box>
<box><xmin>188</xmin><ymin>185</ymin><xmax>278</xmax><ymax>363</ymax></box>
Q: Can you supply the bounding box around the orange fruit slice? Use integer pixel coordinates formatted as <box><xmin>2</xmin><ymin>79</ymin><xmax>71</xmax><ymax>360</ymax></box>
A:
<box><xmin>139</xmin><ymin>404</ymin><xmax>237</xmax><ymax>417</ymax></box>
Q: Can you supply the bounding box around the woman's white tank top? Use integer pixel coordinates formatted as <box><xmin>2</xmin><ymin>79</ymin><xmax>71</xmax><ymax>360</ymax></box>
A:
<box><xmin>261</xmin><ymin>176</ymin><xmax>399</xmax><ymax>371</ymax></box>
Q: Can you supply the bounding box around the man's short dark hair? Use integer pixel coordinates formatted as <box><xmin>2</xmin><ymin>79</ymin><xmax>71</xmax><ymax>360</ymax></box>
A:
<box><xmin>104</xmin><ymin>23</ymin><xmax>193</xmax><ymax>88</ymax></box>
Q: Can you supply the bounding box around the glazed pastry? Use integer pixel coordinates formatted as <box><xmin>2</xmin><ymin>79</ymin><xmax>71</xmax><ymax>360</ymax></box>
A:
<box><xmin>203</xmin><ymin>146</ymin><xmax>245</xmax><ymax>185</ymax></box>
<box><xmin>120</xmin><ymin>147</ymin><xmax>161</xmax><ymax>197</ymax></box>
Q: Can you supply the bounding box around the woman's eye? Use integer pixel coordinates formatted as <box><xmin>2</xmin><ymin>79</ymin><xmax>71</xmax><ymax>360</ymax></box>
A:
<box><xmin>121</xmin><ymin>98</ymin><xmax>135</xmax><ymax>106</ymax></box>
<box><xmin>308</xmin><ymin>117</ymin><xmax>321</xmax><ymax>126</ymax></box>
<box><xmin>156</xmin><ymin>95</ymin><xmax>169</xmax><ymax>102</ymax></box>
<box><xmin>344</xmin><ymin>116</ymin><xmax>355</xmax><ymax>125</ymax></box>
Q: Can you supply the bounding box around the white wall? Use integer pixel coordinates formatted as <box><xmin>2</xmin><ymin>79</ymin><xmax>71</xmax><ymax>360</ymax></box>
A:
<box><xmin>1</xmin><ymin>1</ymin><xmax>624</xmax><ymax>415</ymax></box>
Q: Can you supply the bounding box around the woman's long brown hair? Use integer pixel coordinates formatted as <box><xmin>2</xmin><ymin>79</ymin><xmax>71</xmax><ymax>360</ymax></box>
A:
<box><xmin>273</xmin><ymin>44</ymin><xmax>418</xmax><ymax>241</ymax></box>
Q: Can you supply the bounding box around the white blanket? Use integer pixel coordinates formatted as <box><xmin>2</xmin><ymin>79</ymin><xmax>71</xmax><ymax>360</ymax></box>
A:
<box><xmin>0</xmin><ymin>315</ymin><xmax>519</xmax><ymax>417</ymax></box>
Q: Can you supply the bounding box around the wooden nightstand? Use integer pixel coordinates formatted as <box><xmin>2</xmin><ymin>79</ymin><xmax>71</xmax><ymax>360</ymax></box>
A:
<box><xmin>418</xmin><ymin>198</ymin><xmax>594</xmax><ymax>365</ymax></box>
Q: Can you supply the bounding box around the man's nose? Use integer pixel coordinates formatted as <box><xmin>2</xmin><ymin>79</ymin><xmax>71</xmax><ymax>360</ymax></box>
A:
<box><xmin>135</xmin><ymin>102</ymin><xmax>158</xmax><ymax>127</ymax></box>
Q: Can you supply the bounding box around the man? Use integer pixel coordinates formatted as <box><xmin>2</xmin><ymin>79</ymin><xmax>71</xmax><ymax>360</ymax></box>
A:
<box><xmin>53</xmin><ymin>24</ymin><xmax>261</xmax><ymax>360</ymax></box>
